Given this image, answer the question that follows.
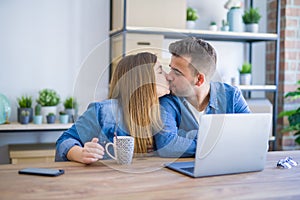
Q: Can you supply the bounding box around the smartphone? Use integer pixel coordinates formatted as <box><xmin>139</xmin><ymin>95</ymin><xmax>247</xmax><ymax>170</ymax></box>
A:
<box><xmin>18</xmin><ymin>168</ymin><xmax>64</xmax><ymax>177</ymax></box>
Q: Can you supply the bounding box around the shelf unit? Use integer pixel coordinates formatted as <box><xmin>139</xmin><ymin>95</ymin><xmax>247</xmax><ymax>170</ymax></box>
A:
<box><xmin>0</xmin><ymin>122</ymin><xmax>72</xmax><ymax>132</ymax></box>
<box><xmin>109</xmin><ymin>0</ymin><xmax>281</xmax><ymax>149</ymax></box>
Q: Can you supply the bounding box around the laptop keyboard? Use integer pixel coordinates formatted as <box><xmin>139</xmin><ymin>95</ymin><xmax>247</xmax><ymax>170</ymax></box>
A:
<box><xmin>181</xmin><ymin>167</ymin><xmax>194</xmax><ymax>173</ymax></box>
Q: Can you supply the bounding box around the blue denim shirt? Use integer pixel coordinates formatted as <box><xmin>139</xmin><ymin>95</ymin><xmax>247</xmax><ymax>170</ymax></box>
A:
<box><xmin>55</xmin><ymin>99</ymin><xmax>129</xmax><ymax>161</ymax></box>
<box><xmin>155</xmin><ymin>82</ymin><xmax>251</xmax><ymax>158</ymax></box>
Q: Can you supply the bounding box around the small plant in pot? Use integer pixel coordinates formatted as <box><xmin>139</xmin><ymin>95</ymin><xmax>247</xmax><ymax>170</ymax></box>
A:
<box><xmin>36</xmin><ymin>89</ymin><xmax>60</xmax><ymax>123</ymax></box>
<box><xmin>221</xmin><ymin>19</ymin><xmax>229</xmax><ymax>31</ymax></box>
<box><xmin>20</xmin><ymin>110</ymin><xmax>30</xmax><ymax>125</ymax></box>
<box><xmin>46</xmin><ymin>112</ymin><xmax>56</xmax><ymax>124</ymax></box>
<box><xmin>278</xmin><ymin>80</ymin><xmax>300</xmax><ymax>149</ymax></box>
<box><xmin>33</xmin><ymin>104</ymin><xmax>43</xmax><ymax>124</ymax></box>
<box><xmin>64</xmin><ymin>97</ymin><xmax>78</xmax><ymax>123</ymax></box>
<box><xmin>242</xmin><ymin>7</ymin><xmax>262</xmax><ymax>33</ymax></box>
<box><xmin>239</xmin><ymin>62</ymin><xmax>252</xmax><ymax>85</ymax></box>
<box><xmin>209</xmin><ymin>21</ymin><xmax>218</xmax><ymax>31</ymax></box>
<box><xmin>59</xmin><ymin>111</ymin><xmax>69</xmax><ymax>124</ymax></box>
<box><xmin>17</xmin><ymin>95</ymin><xmax>33</xmax><ymax>123</ymax></box>
<box><xmin>186</xmin><ymin>7</ymin><xmax>199</xmax><ymax>29</ymax></box>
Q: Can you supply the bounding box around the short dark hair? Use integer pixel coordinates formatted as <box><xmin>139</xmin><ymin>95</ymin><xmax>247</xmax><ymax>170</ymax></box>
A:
<box><xmin>169</xmin><ymin>37</ymin><xmax>217</xmax><ymax>79</ymax></box>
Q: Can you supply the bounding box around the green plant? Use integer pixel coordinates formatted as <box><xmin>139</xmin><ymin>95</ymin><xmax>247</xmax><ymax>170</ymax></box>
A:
<box><xmin>36</xmin><ymin>89</ymin><xmax>60</xmax><ymax>106</ymax></box>
<box><xmin>21</xmin><ymin>110</ymin><xmax>30</xmax><ymax>116</ymax></box>
<box><xmin>222</xmin><ymin>19</ymin><xmax>229</xmax><ymax>26</ymax></box>
<box><xmin>64</xmin><ymin>97</ymin><xmax>78</xmax><ymax>109</ymax></box>
<box><xmin>35</xmin><ymin>104</ymin><xmax>42</xmax><ymax>116</ymax></box>
<box><xmin>59</xmin><ymin>111</ymin><xmax>67</xmax><ymax>115</ymax></box>
<box><xmin>17</xmin><ymin>96</ymin><xmax>32</xmax><ymax>108</ymax></box>
<box><xmin>47</xmin><ymin>112</ymin><xmax>55</xmax><ymax>116</ymax></box>
<box><xmin>239</xmin><ymin>62</ymin><xmax>252</xmax><ymax>74</ymax></box>
<box><xmin>186</xmin><ymin>7</ymin><xmax>199</xmax><ymax>21</ymax></box>
<box><xmin>278</xmin><ymin>80</ymin><xmax>300</xmax><ymax>144</ymax></box>
<box><xmin>210</xmin><ymin>21</ymin><xmax>217</xmax><ymax>26</ymax></box>
<box><xmin>242</xmin><ymin>7</ymin><xmax>262</xmax><ymax>24</ymax></box>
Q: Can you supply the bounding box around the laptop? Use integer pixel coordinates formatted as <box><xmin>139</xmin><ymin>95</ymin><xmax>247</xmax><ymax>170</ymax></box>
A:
<box><xmin>165</xmin><ymin>113</ymin><xmax>272</xmax><ymax>178</ymax></box>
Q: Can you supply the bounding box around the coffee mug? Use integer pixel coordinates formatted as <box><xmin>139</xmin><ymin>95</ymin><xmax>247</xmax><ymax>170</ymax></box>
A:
<box><xmin>105</xmin><ymin>136</ymin><xmax>134</xmax><ymax>165</ymax></box>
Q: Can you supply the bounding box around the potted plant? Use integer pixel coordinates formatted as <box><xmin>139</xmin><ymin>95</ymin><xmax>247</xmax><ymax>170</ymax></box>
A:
<box><xmin>186</xmin><ymin>7</ymin><xmax>199</xmax><ymax>29</ymax></box>
<box><xmin>64</xmin><ymin>97</ymin><xmax>78</xmax><ymax>123</ymax></box>
<box><xmin>20</xmin><ymin>110</ymin><xmax>30</xmax><ymax>125</ymax></box>
<box><xmin>17</xmin><ymin>95</ymin><xmax>33</xmax><ymax>123</ymax></box>
<box><xmin>59</xmin><ymin>111</ymin><xmax>69</xmax><ymax>124</ymax></box>
<box><xmin>33</xmin><ymin>104</ymin><xmax>43</xmax><ymax>124</ymax></box>
<box><xmin>242</xmin><ymin>7</ymin><xmax>262</xmax><ymax>33</ymax></box>
<box><xmin>221</xmin><ymin>19</ymin><xmax>229</xmax><ymax>31</ymax></box>
<box><xmin>278</xmin><ymin>80</ymin><xmax>300</xmax><ymax>149</ymax></box>
<box><xmin>239</xmin><ymin>62</ymin><xmax>252</xmax><ymax>85</ymax></box>
<box><xmin>46</xmin><ymin>112</ymin><xmax>56</xmax><ymax>124</ymax></box>
<box><xmin>209</xmin><ymin>21</ymin><xmax>218</xmax><ymax>31</ymax></box>
<box><xmin>36</xmin><ymin>89</ymin><xmax>60</xmax><ymax>123</ymax></box>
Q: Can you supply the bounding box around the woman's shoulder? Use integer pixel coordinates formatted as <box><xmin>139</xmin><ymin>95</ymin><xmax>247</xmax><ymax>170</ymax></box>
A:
<box><xmin>159</xmin><ymin>94</ymin><xmax>179</xmax><ymax>103</ymax></box>
<box><xmin>88</xmin><ymin>99</ymin><xmax>118</xmax><ymax>109</ymax></box>
<box><xmin>159</xmin><ymin>94</ymin><xmax>183</xmax><ymax>112</ymax></box>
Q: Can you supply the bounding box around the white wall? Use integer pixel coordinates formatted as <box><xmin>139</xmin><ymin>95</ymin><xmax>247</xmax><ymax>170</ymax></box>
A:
<box><xmin>0</xmin><ymin>0</ymin><xmax>109</xmax><ymax>164</ymax></box>
<box><xmin>0</xmin><ymin>0</ymin><xmax>110</xmax><ymax>121</ymax></box>
<box><xmin>185</xmin><ymin>0</ymin><xmax>267</xmax><ymax>97</ymax></box>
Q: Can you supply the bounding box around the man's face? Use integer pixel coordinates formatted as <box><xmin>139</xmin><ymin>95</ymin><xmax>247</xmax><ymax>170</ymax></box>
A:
<box><xmin>167</xmin><ymin>55</ymin><xmax>198</xmax><ymax>97</ymax></box>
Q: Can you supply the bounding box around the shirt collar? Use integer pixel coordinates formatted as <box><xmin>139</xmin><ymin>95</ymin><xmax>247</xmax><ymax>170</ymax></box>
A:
<box><xmin>180</xmin><ymin>82</ymin><xmax>225</xmax><ymax>113</ymax></box>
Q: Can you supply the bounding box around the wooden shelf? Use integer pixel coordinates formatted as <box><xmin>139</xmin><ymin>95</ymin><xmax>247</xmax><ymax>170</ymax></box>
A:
<box><xmin>110</xmin><ymin>26</ymin><xmax>278</xmax><ymax>42</ymax></box>
<box><xmin>0</xmin><ymin>122</ymin><xmax>72</xmax><ymax>132</ymax></box>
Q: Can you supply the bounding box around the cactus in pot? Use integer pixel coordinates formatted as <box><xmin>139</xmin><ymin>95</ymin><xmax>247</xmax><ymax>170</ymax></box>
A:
<box><xmin>33</xmin><ymin>104</ymin><xmax>43</xmax><ymax>124</ymax></box>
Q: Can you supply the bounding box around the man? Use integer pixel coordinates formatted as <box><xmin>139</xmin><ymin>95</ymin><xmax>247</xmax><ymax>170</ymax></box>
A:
<box><xmin>155</xmin><ymin>37</ymin><xmax>250</xmax><ymax>158</ymax></box>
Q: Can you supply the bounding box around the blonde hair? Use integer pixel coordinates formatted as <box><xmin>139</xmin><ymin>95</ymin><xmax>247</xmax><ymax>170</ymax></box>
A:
<box><xmin>109</xmin><ymin>52</ymin><xmax>162</xmax><ymax>154</ymax></box>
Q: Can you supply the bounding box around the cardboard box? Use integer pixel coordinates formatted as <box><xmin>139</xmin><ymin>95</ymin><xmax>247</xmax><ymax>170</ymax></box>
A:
<box><xmin>112</xmin><ymin>0</ymin><xmax>186</xmax><ymax>30</ymax></box>
<box><xmin>9</xmin><ymin>143</ymin><xmax>55</xmax><ymax>164</ymax></box>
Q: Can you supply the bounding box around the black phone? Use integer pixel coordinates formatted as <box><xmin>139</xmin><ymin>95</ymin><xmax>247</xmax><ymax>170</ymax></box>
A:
<box><xmin>18</xmin><ymin>168</ymin><xmax>64</xmax><ymax>177</ymax></box>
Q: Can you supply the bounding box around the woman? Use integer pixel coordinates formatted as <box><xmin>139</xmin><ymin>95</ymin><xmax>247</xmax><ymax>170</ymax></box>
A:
<box><xmin>55</xmin><ymin>52</ymin><xmax>169</xmax><ymax>164</ymax></box>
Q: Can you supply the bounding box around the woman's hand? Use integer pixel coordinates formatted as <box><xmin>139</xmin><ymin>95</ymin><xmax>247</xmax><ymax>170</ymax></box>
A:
<box><xmin>81</xmin><ymin>138</ymin><xmax>105</xmax><ymax>164</ymax></box>
<box><xmin>67</xmin><ymin>138</ymin><xmax>105</xmax><ymax>164</ymax></box>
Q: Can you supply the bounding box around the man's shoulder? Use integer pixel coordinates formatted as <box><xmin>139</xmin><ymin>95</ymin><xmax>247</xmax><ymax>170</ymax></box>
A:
<box><xmin>211</xmin><ymin>81</ymin><xmax>239</xmax><ymax>93</ymax></box>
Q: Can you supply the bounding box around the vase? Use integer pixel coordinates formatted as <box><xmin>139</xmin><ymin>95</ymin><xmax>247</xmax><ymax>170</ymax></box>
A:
<box><xmin>41</xmin><ymin>106</ymin><xmax>57</xmax><ymax>123</ymax></box>
<box><xmin>46</xmin><ymin>115</ymin><xmax>56</xmax><ymax>124</ymax></box>
<box><xmin>17</xmin><ymin>108</ymin><xmax>33</xmax><ymax>123</ymax></box>
<box><xmin>221</xmin><ymin>25</ymin><xmax>230</xmax><ymax>31</ymax></box>
<box><xmin>33</xmin><ymin>115</ymin><xmax>43</xmax><ymax>124</ymax></box>
<box><xmin>239</xmin><ymin>73</ymin><xmax>252</xmax><ymax>85</ymax></box>
<box><xmin>20</xmin><ymin>116</ymin><xmax>30</xmax><ymax>124</ymax></box>
<box><xmin>245</xmin><ymin>23</ymin><xmax>259</xmax><ymax>33</ymax></box>
<box><xmin>186</xmin><ymin>21</ymin><xmax>196</xmax><ymax>29</ymax></box>
<box><xmin>65</xmin><ymin>108</ymin><xmax>76</xmax><ymax>123</ymax></box>
<box><xmin>59</xmin><ymin>115</ymin><xmax>69</xmax><ymax>124</ymax></box>
<box><xmin>227</xmin><ymin>7</ymin><xmax>243</xmax><ymax>32</ymax></box>
<box><xmin>209</xmin><ymin>25</ymin><xmax>218</xmax><ymax>31</ymax></box>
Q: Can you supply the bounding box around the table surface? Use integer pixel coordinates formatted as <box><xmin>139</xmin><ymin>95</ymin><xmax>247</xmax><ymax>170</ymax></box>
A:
<box><xmin>0</xmin><ymin>151</ymin><xmax>300</xmax><ymax>200</ymax></box>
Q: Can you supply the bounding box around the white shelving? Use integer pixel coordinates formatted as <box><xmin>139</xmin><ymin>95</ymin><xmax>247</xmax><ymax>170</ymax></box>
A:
<box><xmin>109</xmin><ymin>0</ymin><xmax>280</xmax><ymax>149</ymax></box>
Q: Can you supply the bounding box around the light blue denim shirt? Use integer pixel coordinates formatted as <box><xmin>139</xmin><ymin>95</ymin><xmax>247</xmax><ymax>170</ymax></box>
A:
<box><xmin>155</xmin><ymin>82</ymin><xmax>251</xmax><ymax>158</ymax></box>
<box><xmin>56</xmin><ymin>82</ymin><xmax>250</xmax><ymax>161</ymax></box>
<box><xmin>55</xmin><ymin>99</ymin><xmax>128</xmax><ymax>161</ymax></box>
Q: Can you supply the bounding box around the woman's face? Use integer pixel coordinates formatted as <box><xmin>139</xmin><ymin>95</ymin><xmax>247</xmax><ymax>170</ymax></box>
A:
<box><xmin>154</xmin><ymin>61</ymin><xmax>170</xmax><ymax>97</ymax></box>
